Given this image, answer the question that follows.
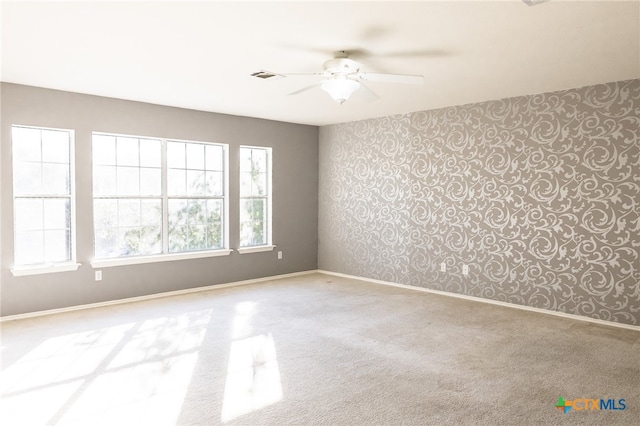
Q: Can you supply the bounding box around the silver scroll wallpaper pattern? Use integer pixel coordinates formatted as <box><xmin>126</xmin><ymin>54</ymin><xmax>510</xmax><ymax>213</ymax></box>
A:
<box><xmin>319</xmin><ymin>79</ymin><xmax>640</xmax><ymax>326</ymax></box>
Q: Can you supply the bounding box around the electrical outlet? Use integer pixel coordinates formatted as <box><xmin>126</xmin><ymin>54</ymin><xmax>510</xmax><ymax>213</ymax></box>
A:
<box><xmin>462</xmin><ymin>265</ymin><xmax>469</xmax><ymax>276</ymax></box>
<box><xmin>95</xmin><ymin>270</ymin><xmax>102</xmax><ymax>281</ymax></box>
<box><xmin>277</xmin><ymin>251</ymin><xmax>283</xmax><ymax>260</ymax></box>
<box><xmin>440</xmin><ymin>262</ymin><xmax>446</xmax><ymax>272</ymax></box>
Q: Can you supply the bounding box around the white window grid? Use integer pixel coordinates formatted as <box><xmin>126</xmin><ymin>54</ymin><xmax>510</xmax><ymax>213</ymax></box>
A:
<box><xmin>92</xmin><ymin>132</ymin><xmax>229</xmax><ymax>259</ymax></box>
<box><xmin>11</xmin><ymin>125</ymin><xmax>76</xmax><ymax>267</ymax></box>
<box><xmin>239</xmin><ymin>145</ymin><xmax>272</xmax><ymax>248</ymax></box>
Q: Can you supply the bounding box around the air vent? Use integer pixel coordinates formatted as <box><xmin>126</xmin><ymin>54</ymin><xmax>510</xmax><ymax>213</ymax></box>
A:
<box><xmin>251</xmin><ymin>70</ymin><xmax>282</xmax><ymax>80</ymax></box>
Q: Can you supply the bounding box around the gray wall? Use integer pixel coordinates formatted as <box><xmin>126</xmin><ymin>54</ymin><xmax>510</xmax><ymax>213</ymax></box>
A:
<box><xmin>319</xmin><ymin>79</ymin><xmax>640</xmax><ymax>326</ymax></box>
<box><xmin>1</xmin><ymin>83</ymin><xmax>319</xmax><ymax>316</ymax></box>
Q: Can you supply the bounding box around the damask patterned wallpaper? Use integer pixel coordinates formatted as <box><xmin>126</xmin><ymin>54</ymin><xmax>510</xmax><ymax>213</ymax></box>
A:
<box><xmin>319</xmin><ymin>79</ymin><xmax>640</xmax><ymax>326</ymax></box>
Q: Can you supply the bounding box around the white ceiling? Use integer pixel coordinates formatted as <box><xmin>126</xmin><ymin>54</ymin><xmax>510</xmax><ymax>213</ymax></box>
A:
<box><xmin>2</xmin><ymin>1</ymin><xmax>639</xmax><ymax>126</ymax></box>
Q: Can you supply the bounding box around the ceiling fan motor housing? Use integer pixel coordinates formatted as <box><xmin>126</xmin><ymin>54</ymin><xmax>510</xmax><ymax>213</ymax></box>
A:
<box><xmin>323</xmin><ymin>58</ymin><xmax>360</xmax><ymax>75</ymax></box>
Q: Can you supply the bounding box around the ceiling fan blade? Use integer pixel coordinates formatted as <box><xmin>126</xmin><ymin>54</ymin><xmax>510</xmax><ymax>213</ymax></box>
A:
<box><xmin>282</xmin><ymin>72</ymin><xmax>327</xmax><ymax>78</ymax></box>
<box><xmin>355</xmin><ymin>82</ymin><xmax>380</xmax><ymax>103</ymax></box>
<box><xmin>288</xmin><ymin>81</ymin><xmax>323</xmax><ymax>96</ymax></box>
<box><xmin>351</xmin><ymin>48</ymin><xmax>449</xmax><ymax>60</ymax></box>
<box><xmin>251</xmin><ymin>69</ymin><xmax>327</xmax><ymax>80</ymax></box>
<box><xmin>358</xmin><ymin>73</ymin><xmax>424</xmax><ymax>85</ymax></box>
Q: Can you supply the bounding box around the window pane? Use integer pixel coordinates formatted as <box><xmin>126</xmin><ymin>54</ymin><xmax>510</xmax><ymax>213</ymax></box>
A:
<box><xmin>251</xmin><ymin>199</ymin><xmax>266</xmax><ymax>222</ymax></box>
<box><xmin>43</xmin><ymin>198</ymin><xmax>70</xmax><ymax>230</ymax></box>
<box><xmin>240</xmin><ymin>199</ymin><xmax>252</xmax><ymax>222</ymax></box>
<box><xmin>205</xmin><ymin>171</ymin><xmax>223</xmax><ymax>196</ymax></box>
<box><xmin>139</xmin><ymin>226</ymin><xmax>162</xmax><ymax>255</ymax></box>
<box><xmin>12</xmin><ymin>127</ymin><xmax>41</xmax><ymax>162</ymax></box>
<box><xmin>94</xmin><ymin>199</ymin><xmax>118</xmax><ymax>229</ymax></box>
<box><xmin>116</xmin><ymin>225</ymin><xmax>162</xmax><ymax>257</ymax></box>
<box><xmin>14</xmin><ymin>199</ymin><xmax>43</xmax><ymax>231</ymax></box>
<box><xmin>169</xmin><ymin>198</ymin><xmax>221</xmax><ymax>252</ymax></box>
<box><xmin>14</xmin><ymin>162</ymin><xmax>42</xmax><ymax>195</ymax></box>
<box><xmin>186</xmin><ymin>143</ymin><xmax>204</xmax><ymax>170</ymax></box>
<box><xmin>240</xmin><ymin>222</ymin><xmax>251</xmax><ymax>247</ymax></box>
<box><xmin>15</xmin><ymin>230</ymin><xmax>45</xmax><ymax>265</ymax></box>
<box><xmin>117</xmin><ymin>166</ymin><xmax>139</xmax><ymax>196</ymax></box>
<box><xmin>118</xmin><ymin>199</ymin><xmax>141</xmax><ymax>227</ymax></box>
<box><xmin>186</xmin><ymin>200</ymin><xmax>205</xmax><ymax>225</ymax></box>
<box><xmin>168</xmin><ymin>199</ymin><xmax>188</xmax><ymax>226</ymax></box>
<box><xmin>207</xmin><ymin>224</ymin><xmax>222</xmax><ymax>248</ymax></box>
<box><xmin>93</xmin><ymin>165</ymin><xmax>117</xmax><ymax>196</ymax></box>
<box><xmin>167</xmin><ymin>142</ymin><xmax>185</xmax><ymax>169</ymax></box>
<box><xmin>119</xmin><ymin>227</ymin><xmax>139</xmax><ymax>256</ymax></box>
<box><xmin>116</xmin><ymin>137</ymin><xmax>139</xmax><ymax>166</ymax></box>
<box><xmin>42</xmin><ymin>163</ymin><xmax>70</xmax><ymax>195</ymax></box>
<box><xmin>252</xmin><ymin>149</ymin><xmax>266</xmax><ymax>173</ymax></box>
<box><xmin>93</xmin><ymin>134</ymin><xmax>116</xmax><ymax>165</ymax></box>
<box><xmin>168</xmin><ymin>169</ymin><xmax>186</xmax><ymax>196</ymax></box>
<box><xmin>139</xmin><ymin>138</ymin><xmax>161</xmax><ymax>167</ymax></box>
<box><xmin>240</xmin><ymin>200</ymin><xmax>266</xmax><ymax>245</ymax></box>
<box><xmin>205</xmin><ymin>145</ymin><xmax>223</xmax><ymax>171</ymax></box>
<box><xmin>186</xmin><ymin>170</ymin><xmax>205</xmax><ymax>196</ymax></box>
<box><xmin>42</xmin><ymin>130</ymin><xmax>69</xmax><ymax>164</ymax></box>
<box><xmin>169</xmin><ymin>225</ymin><xmax>188</xmax><ymax>253</ymax></box>
<box><xmin>252</xmin><ymin>172</ymin><xmax>267</xmax><ymax>196</ymax></box>
<box><xmin>168</xmin><ymin>198</ymin><xmax>192</xmax><ymax>252</ymax></box>
<box><xmin>140</xmin><ymin>167</ymin><xmax>161</xmax><ymax>196</ymax></box>
<box><xmin>252</xmin><ymin>222</ymin><xmax>266</xmax><ymax>245</ymax></box>
<box><xmin>188</xmin><ymin>225</ymin><xmax>206</xmax><ymax>250</ymax></box>
<box><xmin>240</xmin><ymin>147</ymin><xmax>252</xmax><ymax>172</ymax></box>
<box><xmin>206</xmin><ymin>200</ymin><xmax>223</xmax><ymax>248</ymax></box>
<box><xmin>141</xmin><ymin>199</ymin><xmax>162</xmax><ymax>226</ymax></box>
<box><xmin>44</xmin><ymin>229</ymin><xmax>70</xmax><ymax>262</ymax></box>
<box><xmin>206</xmin><ymin>199</ymin><xmax>222</xmax><ymax>220</ymax></box>
<box><xmin>95</xmin><ymin>227</ymin><xmax>118</xmax><ymax>258</ymax></box>
<box><xmin>240</xmin><ymin>221</ymin><xmax>265</xmax><ymax>247</ymax></box>
<box><xmin>240</xmin><ymin>172</ymin><xmax>252</xmax><ymax>197</ymax></box>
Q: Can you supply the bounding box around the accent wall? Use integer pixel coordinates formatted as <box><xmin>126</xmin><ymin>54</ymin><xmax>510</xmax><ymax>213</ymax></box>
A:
<box><xmin>319</xmin><ymin>79</ymin><xmax>640</xmax><ymax>326</ymax></box>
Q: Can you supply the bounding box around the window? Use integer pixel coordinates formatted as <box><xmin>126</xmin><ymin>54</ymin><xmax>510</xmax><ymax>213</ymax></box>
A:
<box><xmin>11</xmin><ymin>125</ymin><xmax>78</xmax><ymax>274</ymax></box>
<box><xmin>92</xmin><ymin>133</ymin><xmax>228</xmax><ymax>264</ymax></box>
<box><xmin>93</xmin><ymin>134</ymin><xmax>163</xmax><ymax>258</ymax></box>
<box><xmin>239</xmin><ymin>146</ymin><xmax>272</xmax><ymax>250</ymax></box>
<box><xmin>167</xmin><ymin>141</ymin><xmax>224</xmax><ymax>252</ymax></box>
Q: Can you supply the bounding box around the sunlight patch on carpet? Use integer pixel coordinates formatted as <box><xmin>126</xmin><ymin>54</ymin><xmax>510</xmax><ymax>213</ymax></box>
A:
<box><xmin>221</xmin><ymin>333</ymin><xmax>283</xmax><ymax>422</ymax></box>
<box><xmin>0</xmin><ymin>308</ymin><xmax>212</xmax><ymax>425</ymax></box>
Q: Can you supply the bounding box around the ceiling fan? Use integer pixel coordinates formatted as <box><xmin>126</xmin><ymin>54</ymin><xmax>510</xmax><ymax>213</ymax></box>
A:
<box><xmin>252</xmin><ymin>51</ymin><xmax>424</xmax><ymax>104</ymax></box>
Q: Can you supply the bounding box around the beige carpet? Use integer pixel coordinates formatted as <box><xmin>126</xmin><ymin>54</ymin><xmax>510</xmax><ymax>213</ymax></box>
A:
<box><xmin>1</xmin><ymin>272</ymin><xmax>638</xmax><ymax>425</ymax></box>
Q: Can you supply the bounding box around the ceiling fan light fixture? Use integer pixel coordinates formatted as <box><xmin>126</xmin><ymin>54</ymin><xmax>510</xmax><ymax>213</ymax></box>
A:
<box><xmin>321</xmin><ymin>77</ymin><xmax>360</xmax><ymax>104</ymax></box>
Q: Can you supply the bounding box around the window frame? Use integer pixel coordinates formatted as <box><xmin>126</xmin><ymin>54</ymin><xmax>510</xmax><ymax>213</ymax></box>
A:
<box><xmin>91</xmin><ymin>132</ymin><xmax>231</xmax><ymax>268</ymax></box>
<box><xmin>165</xmin><ymin>138</ymin><xmax>229</xmax><ymax>254</ymax></box>
<box><xmin>92</xmin><ymin>133</ymin><xmax>164</xmax><ymax>259</ymax></box>
<box><xmin>10</xmin><ymin>125</ymin><xmax>80</xmax><ymax>276</ymax></box>
<box><xmin>238</xmin><ymin>145</ymin><xmax>274</xmax><ymax>254</ymax></box>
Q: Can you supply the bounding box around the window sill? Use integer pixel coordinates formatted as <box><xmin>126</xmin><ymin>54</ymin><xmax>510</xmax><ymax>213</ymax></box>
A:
<box><xmin>237</xmin><ymin>245</ymin><xmax>276</xmax><ymax>254</ymax></box>
<box><xmin>91</xmin><ymin>249</ymin><xmax>233</xmax><ymax>268</ymax></box>
<box><xmin>11</xmin><ymin>262</ymin><xmax>82</xmax><ymax>277</ymax></box>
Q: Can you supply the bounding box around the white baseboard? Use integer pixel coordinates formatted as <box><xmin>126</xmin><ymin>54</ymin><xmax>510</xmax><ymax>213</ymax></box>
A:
<box><xmin>317</xmin><ymin>269</ymin><xmax>640</xmax><ymax>332</ymax></box>
<box><xmin>4</xmin><ymin>268</ymin><xmax>638</xmax><ymax>332</ymax></box>
<box><xmin>0</xmin><ymin>270</ymin><xmax>317</xmax><ymax>323</ymax></box>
